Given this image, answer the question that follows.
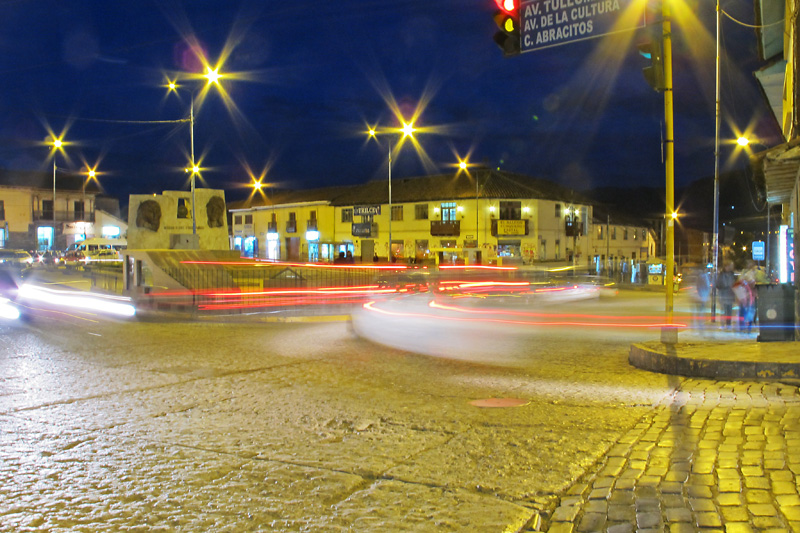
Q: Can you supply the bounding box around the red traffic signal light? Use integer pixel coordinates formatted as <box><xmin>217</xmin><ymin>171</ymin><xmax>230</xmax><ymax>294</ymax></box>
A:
<box><xmin>494</xmin><ymin>0</ymin><xmax>517</xmax><ymax>15</ymax></box>
<box><xmin>493</xmin><ymin>0</ymin><xmax>520</xmax><ymax>57</ymax></box>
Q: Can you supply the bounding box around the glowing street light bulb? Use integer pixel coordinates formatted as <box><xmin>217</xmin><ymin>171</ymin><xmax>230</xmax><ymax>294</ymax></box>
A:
<box><xmin>205</xmin><ymin>67</ymin><xmax>221</xmax><ymax>85</ymax></box>
<box><xmin>53</xmin><ymin>139</ymin><xmax>62</xmax><ymax>149</ymax></box>
<box><xmin>88</xmin><ymin>169</ymin><xmax>96</xmax><ymax>178</ymax></box>
<box><xmin>402</xmin><ymin>122</ymin><xmax>415</xmax><ymax>137</ymax></box>
<box><xmin>737</xmin><ymin>137</ymin><xmax>750</xmax><ymax>147</ymax></box>
<box><xmin>459</xmin><ymin>161</ymin><xmax>467</xmax><ymax>170</ymax></box>
<box><xmin>369</xmin><ymin>128</ymin><xmax>376</xmax><ymax>137</ymax></box>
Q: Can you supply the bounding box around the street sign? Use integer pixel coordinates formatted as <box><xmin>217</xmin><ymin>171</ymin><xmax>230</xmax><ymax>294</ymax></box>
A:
<box><xmin>520</xmin><ymin>0</ymin><xmax>646</xmax><ymax>53</ymax></box>
<box><xmin>752</xmin><ymin>240</ymin><xmax>765</xmax><ymax>261</ymax></box>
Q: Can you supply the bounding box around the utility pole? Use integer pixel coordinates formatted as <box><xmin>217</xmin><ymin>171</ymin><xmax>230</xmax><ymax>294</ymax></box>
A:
<box><xmin>661</xmin><ymin>0</ymin><xmax>677</xmax><ymax>344</ymax></box>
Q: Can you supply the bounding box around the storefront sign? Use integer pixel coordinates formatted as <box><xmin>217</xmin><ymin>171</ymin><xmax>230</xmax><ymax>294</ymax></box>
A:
<box><xmin>352</xmin><ymin>222</ymin><xmax>374</xmax><ymax>237</ymax></box>
<box><xmin>354</xmin><ymin>205</ymin><xmax>381</xmax><ymax>216</ymax></box>
<box><xmin>497</xmin><ymin>219</ymin><xmax>527</xmax><ymax>236</ymax></box>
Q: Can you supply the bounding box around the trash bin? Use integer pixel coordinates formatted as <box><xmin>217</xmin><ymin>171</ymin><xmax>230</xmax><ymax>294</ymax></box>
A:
<box><xmin>757</xmin><ymin>284</ymin><xmax>797</xmax><ymax>342</ymax></box>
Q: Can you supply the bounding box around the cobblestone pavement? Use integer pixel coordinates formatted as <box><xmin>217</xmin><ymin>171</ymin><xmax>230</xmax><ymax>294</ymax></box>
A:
<box><xmin>547</xmin><ymin>379</ymin><xmax>800</xmax><ymax>532</ymax></box>
<box><xmin>0</xmin><ymin>313</ymin><xmax>679</xmax><ymax>532</ymax></box>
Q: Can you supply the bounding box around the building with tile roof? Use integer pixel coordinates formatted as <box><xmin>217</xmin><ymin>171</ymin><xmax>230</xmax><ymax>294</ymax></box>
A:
<box><xmin>0</xmin><ymin>168</ymin><xmax>124</xmax><ymax>251</ymax></box>
<box><xmin>229</xmin><ymin>169</ymin><xmax>657</xmax><ymax>272</ymax></box>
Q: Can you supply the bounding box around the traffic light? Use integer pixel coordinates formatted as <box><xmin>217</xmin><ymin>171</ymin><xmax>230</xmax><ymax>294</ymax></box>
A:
<box><xmin>493</xmin><ymin>0</ymin><xmax>520</xmax><ymax>57</ymax></box>
<box><xmin>637</xmin><ymin>40</ymin><xmax>665</xmax><ymax>91</ymax></box>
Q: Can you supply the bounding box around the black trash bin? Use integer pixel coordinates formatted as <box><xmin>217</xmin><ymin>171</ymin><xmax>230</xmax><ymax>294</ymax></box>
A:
<box><xmin>757</xmin><ymin>284</ymin><xmax>797</xmax><ymax>342</ymax></box>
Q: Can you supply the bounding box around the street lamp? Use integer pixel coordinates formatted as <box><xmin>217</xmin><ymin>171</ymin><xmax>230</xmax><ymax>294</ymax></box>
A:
<box><xmin>48</xmin><ymin>136</ymin><xmax>67</xmax><ymax>224</ymax></box>
<box><xmin>168</xmin><ymin>66</ymin><xmax>224</xmax><ymax>240</ymax></box>
<box><xmin>368</xmin><ymin>121</ymin><xmax>416</xmax><ymax>261</ymax></box>
<box><xmin>455</xmin><ymin>157</ymin><xmax>481</xmax><ymax>258</ymax></box>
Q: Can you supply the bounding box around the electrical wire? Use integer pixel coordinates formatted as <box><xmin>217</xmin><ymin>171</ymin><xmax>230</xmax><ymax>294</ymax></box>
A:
<box><xmin>721</xmin><ymin>9</ymin><xmax>783</xmax><ymax>29</ymax></box>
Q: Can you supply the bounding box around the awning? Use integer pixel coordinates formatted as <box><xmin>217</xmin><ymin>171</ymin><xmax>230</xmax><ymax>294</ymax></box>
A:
<box><xmin>753</xmin><ymin>138</ymin><xmax>800</xmax><ymax>204</ymax></box>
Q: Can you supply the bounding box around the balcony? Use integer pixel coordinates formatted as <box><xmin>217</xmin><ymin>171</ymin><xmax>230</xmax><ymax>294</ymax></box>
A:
<box><xmin>267</xmin><ymin>221</ymin><xmax>278</xmax><ymax>233</ymax></box>
<box><xmin>286</xmin><ymin>221</ymin><xmax>297</xmax><ymax>233</ymax></box>
<box><xmin>33</xmin><ymin>210</ymin><xmax>96</xmax><ymax>223</ymax></box>
<box><xmin>307</xmin><ymin>220</ymin><xmax>318</xmax><ymax>231</ymax></box>
<box><xmin>430</xmin><ymin>220</ymin><xmax>460</xmax><ymax>237</ymax></box>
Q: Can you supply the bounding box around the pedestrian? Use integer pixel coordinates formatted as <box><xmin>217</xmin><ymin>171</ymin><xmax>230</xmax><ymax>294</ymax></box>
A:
<box><xmin>739</xmin><ymin>260</ymin><xmax>766</xmax><ymax>333</ymax></box>
<box><xmin>373</xmin><ymin>253</ymin><xmax>379</xmax><ymax>263</ymax></box>
<box><xmin>715</xmin><ymin>261</ymin><xmax>736</xmax><ymax>329</ymax></box>
<box><xmin>346</xmin><ymin>250</ymin><xmax>355</xmax><ymax>264</ymax></box>
<box><xmin>692</xmin><ymin>266</ymin><xmax>711</xmax><ymax>330</ymax></box>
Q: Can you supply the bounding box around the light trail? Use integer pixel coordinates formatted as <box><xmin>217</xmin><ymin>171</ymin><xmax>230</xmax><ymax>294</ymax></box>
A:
<box><xmin>362</xmin><ymin>301</ymin><xmax>687</xmax><ymax>329</ymax></box>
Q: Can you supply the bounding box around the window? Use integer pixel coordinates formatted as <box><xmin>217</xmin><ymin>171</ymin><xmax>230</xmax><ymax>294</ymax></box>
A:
<box><xmin>597</xmin><ymin>226</ymin><xmax>604</xmax><ymax>240</ymax></box>
<box><xmin>642</xmin><ymin>229</ymin><xmax>647</xmax><ymax>240</ymax></box>
<box><xmin>415</xmin><ymin>204</ymin><xmax>428</xmax><ymax>220</ymax></box>
<box><xmin>623</xmin><ymin>228</ymin><xmax>629</xmax><ymax>240</ymax></box>
<box><xmin>391</xmin><ymin>205</ymin><xmax>403</xmax><ymax>221</ymax></box>
<box><xmin>235</xmin><ymin>215</ymin><xmax>242</xmax><ymax>225</ymax></box>
<box><xmin>611</xmin><ymin>227</ymin><xmax>617</xmax><ymax>240</ymax></box>
<box><xmin>289</xmin><ymin>212</ymin><xmax>296</xmax><ymax>222</ymax></box>
<box><xmin>42</xmin><ymin>200</ymin><xmax>54</xmax><ymax>220</ymax></box>
<box><xmin>0</xmin><ymin>200</ymin><xmax>5</xmax><ymax>220</ymax></box>
<box><xmin>310</xmin><ymin>210</ymin><xmax>317</xmax><ymax>221</ymax></box>
<box><xmin>441</xmin><ymin>202</ymin><xmax>457</xmax><ymax>222</ymax></box>
<box><xmin>499</xmin><ymin>201</ymin><xmax>521</xmax><ymax>220</ymax></box>
<box><xmin>74</xmin><ymin>200</ymin><xmax>84</xmax><ymax>219</ymax></box>
<box><xmin>342</xmin><ymin>208</ymin><xmax>353</xmax><ymax>223</ymax></box>
<box><xmin>245</xmin><ymin>214</ymin><xmax>253</xmax><ymax>224</ymax></box>
<box><xmin>271</xmin><ymin>213</ymin><xmax>277</xmax><ymax>224</ymax></box>
<box><xmin>177</xmin><ymin>198</ymin><xmax>190</xmax><ymax>219</ymax></box>
<box><xmin>555</xmin><ymin>203</ymin><xmax>561</xmax><ymax>218</ymax></box>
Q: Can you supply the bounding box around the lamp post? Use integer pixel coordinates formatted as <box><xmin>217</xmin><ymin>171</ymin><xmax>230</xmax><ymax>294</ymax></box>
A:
<box><xmin>169</xmin><ymin>66</ymin><xmax>222</xmax><ymax>242</ymax></box>
<box><xmin>81</xmin><ymin>168</ymin><xmax>97</xmax><ymax>221</ymax></box>
<box><xmin>368</xmin><ymin>121</ymin><xmax>415</xmax><ymax>261</ymax></box>
<box><xmin>51</xmin><ymin>138</ymin><xmax>63</xmax><ymax>222</ymax></box>
<box><xmin>711</xmin><ymin>0</ymin><xmax>723</xmax><ymax>320</ymax></box>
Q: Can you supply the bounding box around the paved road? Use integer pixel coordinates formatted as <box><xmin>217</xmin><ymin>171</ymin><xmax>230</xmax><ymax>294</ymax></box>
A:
<box><xmin>1</xmin><ymin>284</ymin><xmax>796</xmax><ymax>531</ymax></box>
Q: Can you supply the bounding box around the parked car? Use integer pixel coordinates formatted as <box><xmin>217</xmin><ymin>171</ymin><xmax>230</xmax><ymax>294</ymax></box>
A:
<box><xmin>62</xmin><ymin>249</ymin><xmax>87</xmax><ymax>270</ymax></box>
<box><xmin>0</xmin><ymin>249</ymin><xmax>33</xmax><ymax>268</ymax></box>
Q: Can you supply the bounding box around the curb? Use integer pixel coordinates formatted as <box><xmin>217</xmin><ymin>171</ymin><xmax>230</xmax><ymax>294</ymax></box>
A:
<box><xmin>629</xmin><ymin>342</ymin><xmax>800</xmax><ymax>380</ymax></box>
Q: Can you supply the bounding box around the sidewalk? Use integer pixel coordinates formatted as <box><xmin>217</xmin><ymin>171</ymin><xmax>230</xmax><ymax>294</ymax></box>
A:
<box><xmin>546</xmin><ymin>378</ymin><xmax>800</xmax><ymax>532</ymax></box>
<box><xmin>630</xmin><ymin>335</ymin><xmax>799</xmax><ymax>381</ymax></box>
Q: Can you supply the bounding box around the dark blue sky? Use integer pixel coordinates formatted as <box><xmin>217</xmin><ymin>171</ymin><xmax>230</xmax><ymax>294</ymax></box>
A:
<box><xmin>0</xmin><ymin>0</ymin><xmax>780</xmax><ymax>205</ymax></box>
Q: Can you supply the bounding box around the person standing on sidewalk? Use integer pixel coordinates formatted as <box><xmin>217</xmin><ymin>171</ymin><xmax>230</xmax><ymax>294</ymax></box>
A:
<box><xmin>716</xmin><ymin>261</ymin><xmax>736</xmax><ymax>328</ymax></box>
<box><xmin>692</xmin><ymin>266</ymin><xmax>711</xmax><ymax>330</ymax></box>
<box><xmin>739</xmin><ymin>260</ymin><xmax>768</xmax><ymax>333</ymax></box>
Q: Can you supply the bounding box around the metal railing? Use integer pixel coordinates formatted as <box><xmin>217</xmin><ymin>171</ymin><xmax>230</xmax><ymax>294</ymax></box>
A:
<box><xmin>33</xmin><ymin>211</ymin><xmax>96</xmax><ymax>223</ymax></box>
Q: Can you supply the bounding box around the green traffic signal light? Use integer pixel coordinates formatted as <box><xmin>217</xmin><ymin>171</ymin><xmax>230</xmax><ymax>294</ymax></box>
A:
<box><xmin>637</xmin><ymin>40</ymin><xmax>665</xmax><ymax>92</ymax></box>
